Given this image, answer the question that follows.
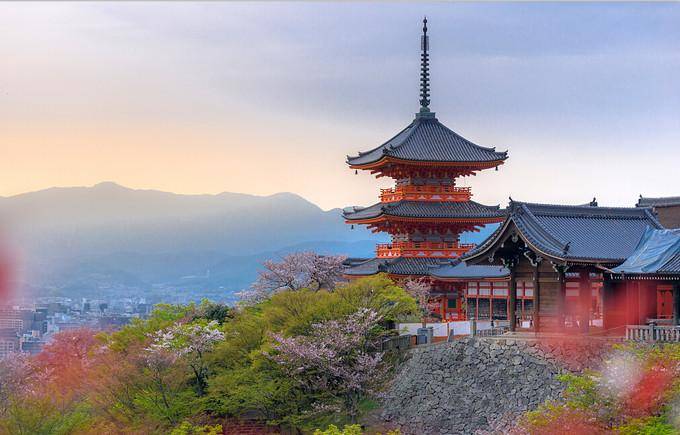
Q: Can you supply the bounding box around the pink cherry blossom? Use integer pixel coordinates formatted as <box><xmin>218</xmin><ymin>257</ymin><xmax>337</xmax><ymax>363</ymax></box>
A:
<box><xmin>269</xmin><ymin>308</ymin><xmax>386</xmax><ymax>422</ymax></box>
<box><xmin>240</xmin><ymin>251</ymin><xmax>346</xmax><ymax>304</ymax></box>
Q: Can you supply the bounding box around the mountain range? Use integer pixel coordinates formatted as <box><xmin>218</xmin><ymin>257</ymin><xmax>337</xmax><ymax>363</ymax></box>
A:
<box><xmin>0</xmin><ymin>182</ymin><xmax>496</xmax><ymax>303</ymax></box>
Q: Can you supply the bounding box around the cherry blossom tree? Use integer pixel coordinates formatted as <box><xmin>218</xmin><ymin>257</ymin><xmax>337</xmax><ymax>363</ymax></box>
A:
<box><xmin>0</xmin><ymin>353</ymin><xmax>32</xmax><ymax>417</ymax></box>
<box><xmin>403</xmin><ymin>277</ymin><xmax>435</xmax><ymax>326</ymax></box>
<box><xmin>269</xmin><ymin>308</ymin><xmax>386</xmax><ymax>422</ymax></box>
<box><xmin>147</xmin><ymin>321</ymin><xmax>225</xmax><ymax>395</ymax></box>
<box><xmin>241</xmin><ymin>252</ymin><xmax>346</xmax><ymax>304</ymax></box>
<box><xmin>140</xmin><ymin>347</ymin><xmax>186</xmax><ymax>425</ymax></box>
<box><xmin>0</xmin><ymin>330</ymin><xmax>101</xmax><ymax>434</ymax></box>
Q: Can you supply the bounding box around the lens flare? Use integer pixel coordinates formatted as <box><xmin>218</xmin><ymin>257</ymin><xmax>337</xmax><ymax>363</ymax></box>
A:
<box><xmin>0</xmin><ymin>234</ymin><xmax>17</xmax><ymax>304</ymax></box>
<box><xmin>598</xmin><ymin>350</ymin><xmax>644</xmax><ymax>399</ymax></box>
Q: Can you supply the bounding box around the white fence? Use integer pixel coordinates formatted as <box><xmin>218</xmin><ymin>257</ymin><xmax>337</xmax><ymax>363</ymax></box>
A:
<box><xmin>626</xmin><ymin>325</ymin><xmax>680</xmax><ymax>342</ymax></box>
<box><xmin>397</xmin><ymin>320</ymin><xmax>503</xmax><ymax>338</ymax></box>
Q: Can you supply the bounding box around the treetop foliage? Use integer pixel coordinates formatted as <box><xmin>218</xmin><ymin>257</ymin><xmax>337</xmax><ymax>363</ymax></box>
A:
<box><xmin>0</xmin><ymin>273</ymin><xmax>417</xmax><ymax>434</ymax></box>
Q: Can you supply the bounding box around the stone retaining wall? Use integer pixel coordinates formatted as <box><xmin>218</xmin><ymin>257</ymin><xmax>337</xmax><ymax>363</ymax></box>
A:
<box><xmin>380</xmin><ymin>337</ymin><xmax>611</xmax><ymax>434</ymax></box>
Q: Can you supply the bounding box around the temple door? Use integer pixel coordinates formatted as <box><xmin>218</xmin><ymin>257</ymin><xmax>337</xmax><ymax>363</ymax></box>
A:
<box><xmin>657</xmin><ymin>285</ymin><xmax>673</xmax><ymax>319</ymax></box>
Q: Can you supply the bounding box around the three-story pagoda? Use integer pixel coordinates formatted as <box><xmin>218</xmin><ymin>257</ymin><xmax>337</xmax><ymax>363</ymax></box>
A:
<box><xmin>343</xmin><ymin>18</ymin><xmax>509</xmax><ymax>320</ymax></box>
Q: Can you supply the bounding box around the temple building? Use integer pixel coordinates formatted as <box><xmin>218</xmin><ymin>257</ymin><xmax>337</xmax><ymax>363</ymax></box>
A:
<box><xmin>462</xmin><ymin>201</ymin><xmax>674</xmax><ymax>333</ymax></box>
<box><xmin>341</xmin><ymin>18</ymin><xmax>680</xmax><ymax>335</ymax></box>
<box><xmin>342</xmin><ymin>18</ymin><xmax>509</xmax><ymax>321</ymax></box>
<box><xmin>607</xmin><ymin>227</ymin><xmax>680</xmax><ymax>334</ymax></box>
<box><xmin>637</xmin><ymin>196</ymin><xmax>680</xmax><ymax>228</ymax></box>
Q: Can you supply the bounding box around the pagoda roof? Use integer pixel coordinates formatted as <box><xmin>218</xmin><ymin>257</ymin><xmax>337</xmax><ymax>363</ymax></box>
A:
<box><xmin>611</xmin><ymin>227</ymin><xmax>680</xmax><ymax>275</ymax></box>
<box><xmin>637</xmin><ymin>196</ymin><xmax>680</xmax><ymax>208</ymax></box>
<box><xmin>347</xmin><ymin>115</ymin><xmax>508</xmax><ymax>167</ymax></box>
<box><xmin>343</xmin><ymin>200</ymin><xmax>505</xmax><ymax>221</ymax></box>
<box><xmin>343</xmin><ymin>257</ymin><xmax>508</xmax><ymax>279</ymax></box>
<box><xmin>464</xmin><ymin>200</ymin><xmax>664</xmax><ymax>265</ymax></box>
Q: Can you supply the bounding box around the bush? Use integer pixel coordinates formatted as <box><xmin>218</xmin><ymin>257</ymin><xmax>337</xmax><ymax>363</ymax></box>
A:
<box><xmin>615</xmin><ymin>416</ymin><xmax>675</xmax><ymax>435</ymax></box>
<box><xmin>557</xmin><ymin>372</ymin><xmax>602</xmax><ymax>410</ymax></box>
<box><xmin>520</xmin><ymin>343</ymin><xmax>680</xmax><ymax>435</ymax></box>
<box><xmin>313</xmin><ymin>424</ymin><xmax>401</xmax><ymax>435</ymax></box>
<box><xmin>521</xmin><ymin>403</ymin><xmax>607</xmax><ymax>434</ymax></box>
<box><xmin>170</xmin><ymin>421</ymin><xmax>223</xmax><ymax>435</ymax></box>
<box><xmin>314</xmin><ymin>424</ymin><xmax>363</xmax><ymax>435</ymax></box>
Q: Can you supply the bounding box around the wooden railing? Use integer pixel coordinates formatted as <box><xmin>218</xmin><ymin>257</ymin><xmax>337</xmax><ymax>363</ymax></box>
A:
<box><xmin>380</xmin><ymin>185</ymin><xmax>472</xmax><ymax>203</ymax></box>
<box><xmin>626</xmin><ymin>324</ymin><xmax>680</xmax><ymax>342</ymax></box>
<box><xmin>475</xmin><ymin>326</ymin><xmax>510</xmax><ymax>338</ymax></box>
<box><xmin>376</xmin><ymin>241</ymin><xmax>475</xmax><ymax>258</ymax></box>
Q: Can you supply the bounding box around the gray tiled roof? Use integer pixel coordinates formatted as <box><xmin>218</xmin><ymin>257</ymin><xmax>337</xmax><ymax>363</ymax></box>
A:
<box><xmin>465</xmin><ymin>201</ymin><xmax>664</xmax><ymax>264</ymax></box>
<box><xmin>343</xmin><ymin>256</ymin><xmax>509</xmax><ymax>279</ymax></box>
<box><xmin>430</xmin><ymin>261</ymin><xmax>509</xmax><ymax>279</ymax></box>
<box><xmin>347</xmin><ymin>116</ymin><xmax>508</xmax><ymax>166</ymax></box>
<box><xmin>342</xmin><ymin>258</ymin><xmax>388</xmax><ymax>276</ymax></box>
<box><xmin>637</xmin><ymin>196</ymin><xmax>680</xmax><ymax>208</ymax></box>
<box><xmin>343</xmin><ymin>257</ymin><xmax>448</xmax><ymax>276</ymax></box>
<box><xmin>343</xmin><ymin>200</ymin><xmax>505</xmax><ymax>221</ymax></box>
<box><xmin>660</xmin><ymin>253</ymin><xmax>680</xmax><ymax>274</ymax></box>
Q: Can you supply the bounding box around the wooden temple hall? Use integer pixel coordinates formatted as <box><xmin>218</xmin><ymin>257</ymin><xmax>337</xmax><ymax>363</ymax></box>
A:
<box><xmin>342</xmin><ymin>18</ymin><xmax>680</xmax><ymax>336</ymax></box>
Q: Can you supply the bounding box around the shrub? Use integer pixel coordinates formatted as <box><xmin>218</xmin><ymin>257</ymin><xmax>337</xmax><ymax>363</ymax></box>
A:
<box><xmin>521</xmin><ymin>403</ymin><xmax>607</xmax><ymax>435</ymax></box>
<box><xmin>313</xmin><ymin>424</ymin><xmax>363</xmax><ymax>435</ymax></box>
<box><xmin>170</xmin><ymin>421</ymin><xmax>223</xmax><ymax>435</ymax></box>
<box><xmin>615</xmin><ymin>416</ymin><xmax>676</xmax><ymax>435</ymax></box>
<box><xmin>313</xmin><ymin>424</ymin><xmax>401</xmax><ymax>435</ymax></box>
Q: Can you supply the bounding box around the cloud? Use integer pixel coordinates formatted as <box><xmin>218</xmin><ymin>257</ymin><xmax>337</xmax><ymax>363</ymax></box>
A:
<box><xmin>0</xmin><ymin>2</ymin><xmax>678</xmax><ymax>210</ymax></box>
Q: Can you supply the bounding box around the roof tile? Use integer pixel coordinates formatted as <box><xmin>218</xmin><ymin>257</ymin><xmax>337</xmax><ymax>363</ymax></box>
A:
<box><xmin>343</xmin><ymin>256</ymin><xmax>507</xmax><ymax>278</ymax></box>
<box><xmin>637</xmin><ymin>196</ymin><xmax>680</xmax><ymax>208</ymax></box>
<box><xmin>347</xmin><ymin>117</ymin><xmax>507</xmax><ymax>166</ymax></box>
<box><xmin>343</xmin><ymin>200</ymin><xmax>505</xmax><ymax>221</ymax></box>
<box><xmin>465</xmin><ymin>201</ymin><xmax>664</xmax><ymax>264</ymax></box>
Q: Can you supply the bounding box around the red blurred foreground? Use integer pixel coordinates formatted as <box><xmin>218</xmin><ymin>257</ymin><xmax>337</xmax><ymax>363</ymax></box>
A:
<box><xmin>623</xmin><ymin>360</ymin><xmax>679</xmax><ymax>417</ymax></box>
<box><xmin>0</xmin><ymin>239</ymin><xmax>17</xmax><ymax>304</ymax></box>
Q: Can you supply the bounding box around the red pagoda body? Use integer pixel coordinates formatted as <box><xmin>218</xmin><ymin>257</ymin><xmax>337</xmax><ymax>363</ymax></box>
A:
<box><xmin>343</xmin><ymin>18</ymin><xmax>509</xmax><ymax>321</ymax></box>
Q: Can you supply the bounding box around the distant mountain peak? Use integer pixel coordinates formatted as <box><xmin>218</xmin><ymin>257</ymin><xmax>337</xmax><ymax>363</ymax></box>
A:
<box><xmin>92</xmin><ymin>181</ymin><xmax>128</xmax><ymax>190</ymax></box>
<box><xmin>266</xmin><ymin>191</ymin><xmax>311</xmax><ymax>202</ymax></box>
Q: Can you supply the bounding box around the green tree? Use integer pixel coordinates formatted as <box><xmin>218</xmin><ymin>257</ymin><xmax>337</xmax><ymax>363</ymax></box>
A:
<box><xmin>106</xmin><ymin>303</ymin><xmax>194</xmax><ymax>353</ymax></box>
<box><xmin>205</xmin><ymin>275</ymin><xmax>418</xmax><ymax>430</ymax></box>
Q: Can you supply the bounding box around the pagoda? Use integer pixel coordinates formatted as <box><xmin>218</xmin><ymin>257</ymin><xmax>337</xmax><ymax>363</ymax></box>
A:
<box><xmin>343</xmin><ymin>18</ymin><xmax>508</xmax><ymax>321</ymax></box>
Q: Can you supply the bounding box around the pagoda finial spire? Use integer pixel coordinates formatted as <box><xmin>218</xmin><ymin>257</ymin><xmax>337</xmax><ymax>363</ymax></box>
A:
<box><xmin>419</xmin><ymin>16</ymin><xmax>431</xmax><ymax>115</ymax></box>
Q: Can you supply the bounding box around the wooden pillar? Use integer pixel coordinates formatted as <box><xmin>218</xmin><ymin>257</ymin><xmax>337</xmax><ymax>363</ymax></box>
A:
<box><xmin>626</xmin><ymin>280</ymin><xmax>635</xmax><ymax>325</ymax></box>
<box><xmin>508</xmin><ymin>269</ymin><xmax>517</xmax><ymax>332</ymax></box>
<box><xmin>637</xmin><ymin>282</ymin><xmax>642</xmax><ymax>324</ymax></box>
<box><xmin>602</xmin><ymin>276</ymin><xmax>613</xmax><ymax>331</ymax></box>
<box><xmin>579</xmin><ymin>269</ymin><xmax>590</xmax><ymax>333</ymax></box>
<box><xmin>489</xmin><ymin>296</ymin><xmax>494</xmax><ymax>321</ymax></box>
<box><xmin>625</xmin><ymin>280</ymin><xmax>631</xmax><ymax>325</ymax></box>
<box><xmin>674</xmin><ymin>282</ymin><xmax>680</xmax><ymax>326</ymax></box>
<box><xmin>556</xmin><ymin>268</ymin><xmax>566</xmax><ymax>331</ymax></box>
<box><xmin>533</xmin><ymin>265</ymin><xmax>541</xmax><ymax>332</ymax></box>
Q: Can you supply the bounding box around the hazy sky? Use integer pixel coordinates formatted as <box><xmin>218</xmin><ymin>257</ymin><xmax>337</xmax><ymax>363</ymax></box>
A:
<box><xmin>1</xmin><ymin>2</ymin><xmax>679</xmax><ymax>210</ymax></box>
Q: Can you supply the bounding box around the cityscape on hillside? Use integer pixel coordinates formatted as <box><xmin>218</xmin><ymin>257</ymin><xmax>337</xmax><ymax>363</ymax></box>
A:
<box><xmin>0</xmin><ymin>297</ymin><xmax>151</xmax><ymax>358</ymax></box>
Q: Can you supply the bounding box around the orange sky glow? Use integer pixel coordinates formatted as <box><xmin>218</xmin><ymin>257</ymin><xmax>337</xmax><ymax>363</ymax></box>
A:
<box><xmin>2</xmin><ymin>3</ymin><xmax>679</xmax><ymax>210</ymax></box>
